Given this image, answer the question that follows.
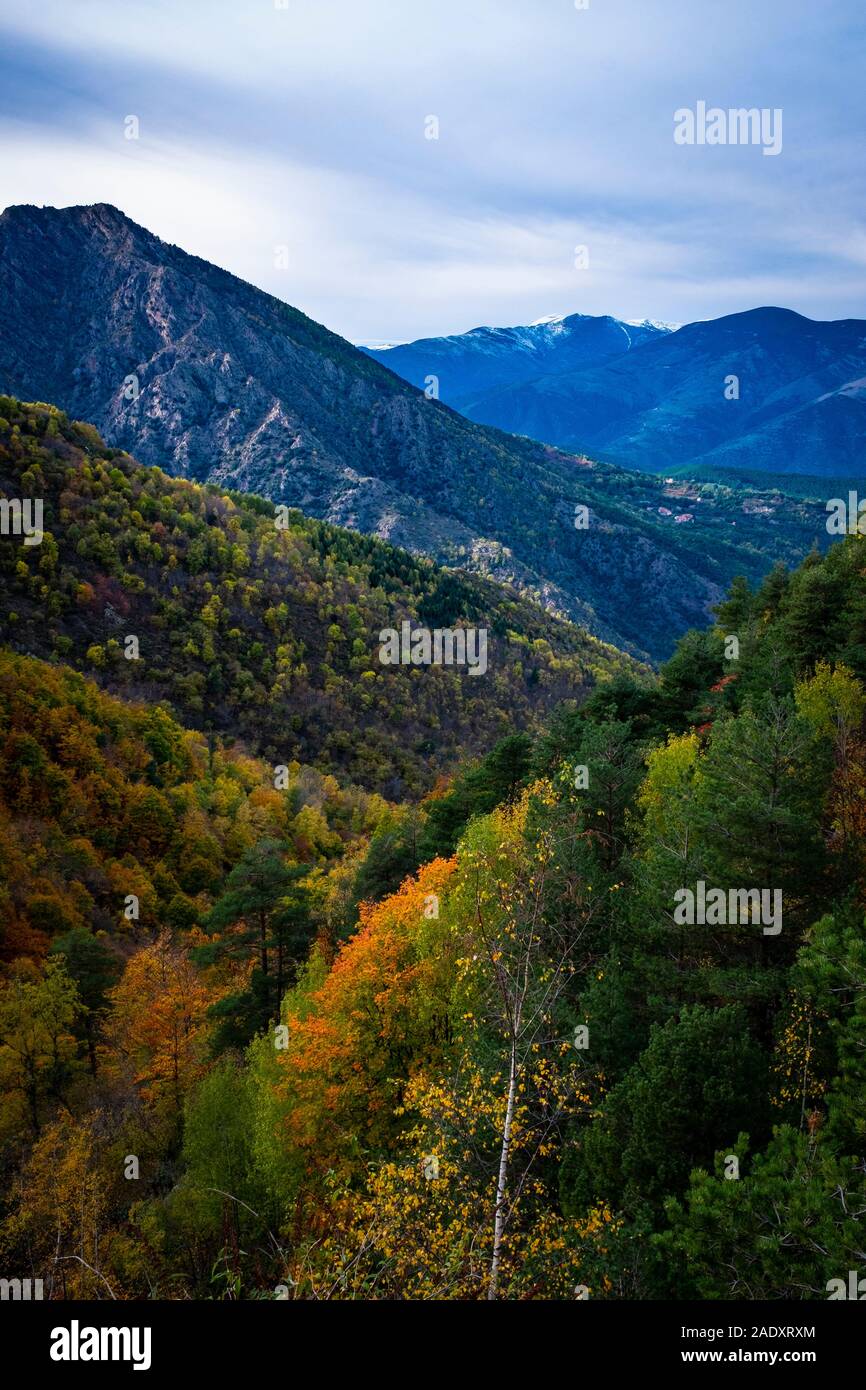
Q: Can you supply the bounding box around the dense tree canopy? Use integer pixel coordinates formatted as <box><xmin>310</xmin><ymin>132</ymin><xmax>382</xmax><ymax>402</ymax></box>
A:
<box><xmin>2</xmin><ymin>416</ymin><xmax>866</xmax><ymax>1299</ymax></box>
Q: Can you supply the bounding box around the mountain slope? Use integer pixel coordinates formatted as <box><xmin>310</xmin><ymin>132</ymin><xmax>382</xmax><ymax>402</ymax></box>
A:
<box><xmin>0</xmin><ymin>646</ymin><xmax>386</xmax><ymax>958</ymax></box>
<box><xmin>0</xmin><ymin>396</ymin><xmax>640</xmax><ymax>796</ymax></box>
<box><xmin>457</xmin><ymin>307</ymin><xmax>866</xmax><ymax>477</ymax></box>
<box><xmin>0</xmin><ymin>205</ymin><xmax>830</xmax><ymax>657</ymax></box>
<box><xmin>361</xmin><ymin>313</ymin><xmax>673</xmax><ymax>409</ymax></box>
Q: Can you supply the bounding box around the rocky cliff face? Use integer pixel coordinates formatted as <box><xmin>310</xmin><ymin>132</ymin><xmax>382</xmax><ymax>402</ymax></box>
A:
<box><xmin>0</xmin><ymin>202</ymin><xmax>776</xmax><ymax>659</ymax></box>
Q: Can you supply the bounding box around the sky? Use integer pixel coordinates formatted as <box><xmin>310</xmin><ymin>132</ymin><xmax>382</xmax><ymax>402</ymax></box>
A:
<box><xmin>2</xmin><ymin>0</ymin><xmax>866</xmax><ymax>343</ymax></box>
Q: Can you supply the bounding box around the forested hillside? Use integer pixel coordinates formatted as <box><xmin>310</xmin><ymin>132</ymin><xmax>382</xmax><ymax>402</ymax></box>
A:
<box><xmin>0</xmin><ymin>207</ymin><xmax>831</xmax><ymax>660</ymax></box>
<box><xmin>2</xmin><ymin>527</ymin><xmax>864</xmax><ymax>1299</ymax></box>
<box><xmin>0</xmin><ymin>397</ymin><xmax>633</xmax><ymax>795</ymax></box>
<box><xmin>0</xmin><ymin>649</ymin><xmax>388</xmax><ymax>966</ymax></box>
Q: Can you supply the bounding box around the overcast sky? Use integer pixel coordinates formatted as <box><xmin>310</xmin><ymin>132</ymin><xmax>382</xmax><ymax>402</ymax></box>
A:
<box><xmin>2</xmin><ymin>0</ymin><xmax>866</xmax><ymax>342</ymax></box>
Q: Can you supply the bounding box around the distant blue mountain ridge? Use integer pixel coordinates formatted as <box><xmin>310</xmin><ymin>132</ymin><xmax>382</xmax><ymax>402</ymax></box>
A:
<box><xmin>363</xmin><ymin>307</ymin><xmax>866</xmax><ymax>478</ymax></box>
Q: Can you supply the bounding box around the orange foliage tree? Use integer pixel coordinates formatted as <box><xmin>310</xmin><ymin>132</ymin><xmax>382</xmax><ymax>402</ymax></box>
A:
<box><xmin>101</xmin><ymin>932</ymin><xmax>222</xmax><ymax>1116</ymax></box>
<box><xmin>262</xmin><ymin>858</ymin><xmax>457</xmax><ymax>1218</ymax></box>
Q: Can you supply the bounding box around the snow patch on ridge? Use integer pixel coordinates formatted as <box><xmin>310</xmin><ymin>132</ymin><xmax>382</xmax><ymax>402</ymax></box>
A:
<box><xmin>624</xmin><ymin>318</ymin><xmax>681</xmax><ymax>332</ymax></box>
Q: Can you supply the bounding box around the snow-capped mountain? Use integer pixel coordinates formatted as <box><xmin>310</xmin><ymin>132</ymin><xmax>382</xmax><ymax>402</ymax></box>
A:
<box><xmin>364</xmin><ymin>305</ymin><xmax>866</xmax><ymax>478</ymax></box>
<box><xmin>361</xmin><ymin>312</ymin><xmax>674</xmax><ymax>408</ymax></box>
<box><xmin>457</xmin><ymin>306</ymin><xmax>866</xmax><ymax>477</ymax></box>
<box><xmin>625</xmin><ymin>318</ymin><xmax>682</xmax><ymax>332</ymax></box>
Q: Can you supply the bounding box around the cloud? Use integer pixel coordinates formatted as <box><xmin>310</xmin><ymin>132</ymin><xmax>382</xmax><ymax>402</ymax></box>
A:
<box><xmin>1</xmin><ymin>0</ymin><xmax>865</xmax><ymax>340</ymax></box>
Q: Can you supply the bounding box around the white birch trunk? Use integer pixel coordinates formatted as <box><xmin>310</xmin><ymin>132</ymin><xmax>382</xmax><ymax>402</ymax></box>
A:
<box><xmin>488</xmin><ymin>1037</ymin><xmax>518</xmax><ymax>1300</ymax></box>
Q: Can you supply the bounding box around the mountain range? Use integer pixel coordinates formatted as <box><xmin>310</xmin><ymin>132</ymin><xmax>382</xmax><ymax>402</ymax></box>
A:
<box><xmin>0</xmin><ymin>203</ymin><xmax>833</xmax><ymax>658</ymax></box>
<box><xmin>360</xmin><ymin>313</ymin><xmax>675</xmax><ymax>407</ymax></box>
<box><xmin>366</xmin><ymin>307</ymin><xmax>866</xmax><ymax>479</ymax></box>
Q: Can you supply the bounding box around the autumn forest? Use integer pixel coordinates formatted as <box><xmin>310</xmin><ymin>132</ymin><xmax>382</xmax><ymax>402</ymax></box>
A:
<box><xmin>0</xmin><ymin>397</ymin><xmax>864</xmax><ymax>1304</ymax></box>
